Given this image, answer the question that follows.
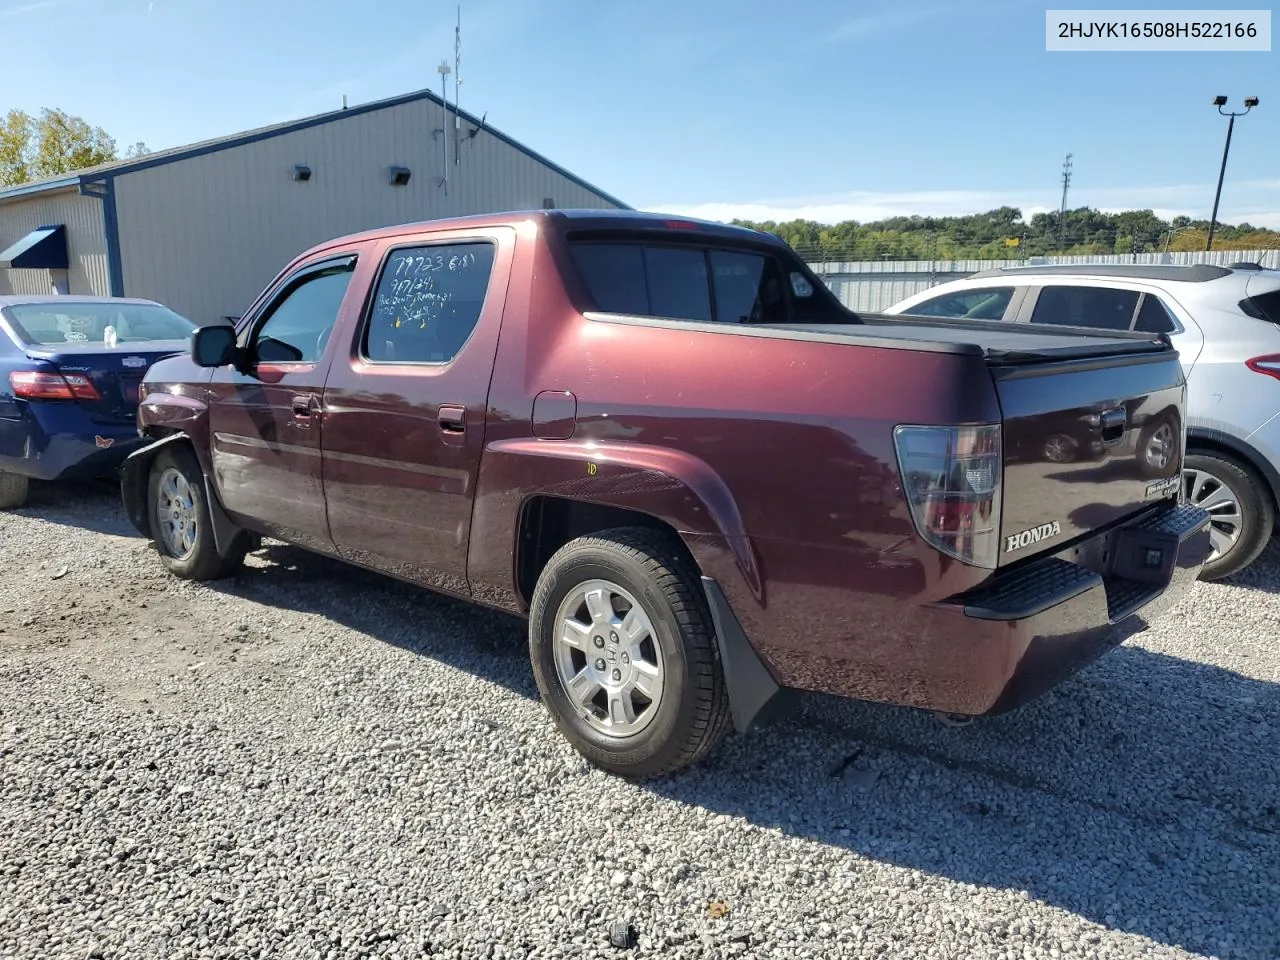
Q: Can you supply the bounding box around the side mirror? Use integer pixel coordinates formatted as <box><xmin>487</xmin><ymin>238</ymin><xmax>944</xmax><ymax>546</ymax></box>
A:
<box><xmin>191</xmin><ymin>324</ymin><xmax>237</xmax><ymax>367</ymax></box>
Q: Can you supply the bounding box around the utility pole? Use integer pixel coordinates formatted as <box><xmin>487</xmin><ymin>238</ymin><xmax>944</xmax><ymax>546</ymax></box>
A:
<box><xmin>1207</xmin><ymin>95</ymin><xmax>1259</xmax><ymax>251</ymax></box>
<box><xmin>1058</xmin><ymin>153</ymin><xmax>1073</xmax><ymax>252</ymax></box>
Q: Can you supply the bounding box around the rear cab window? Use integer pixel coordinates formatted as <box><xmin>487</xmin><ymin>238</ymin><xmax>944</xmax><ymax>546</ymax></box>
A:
<box><xmin>567</xmin><ymin>235</ymin><xmax>853</xmax><ymax>326</ymax></box>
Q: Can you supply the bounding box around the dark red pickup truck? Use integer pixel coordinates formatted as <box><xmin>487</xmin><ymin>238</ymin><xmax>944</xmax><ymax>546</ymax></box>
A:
<box><xmin>121</xmin><ymin>210</ymin><xmax>1211</xmax><ymax>777</ymax></box>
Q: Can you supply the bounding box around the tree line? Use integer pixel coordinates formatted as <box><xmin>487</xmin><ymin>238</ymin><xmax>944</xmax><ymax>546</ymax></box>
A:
<box><xmin>733</xmin><ymin>206</ymin><xmax>1279</xmax><ymax>262</ymax></box>
<box><xmin>1</xmin><ymin>108</ymin><xmax>150</xmax><ymax>188</ymax></box>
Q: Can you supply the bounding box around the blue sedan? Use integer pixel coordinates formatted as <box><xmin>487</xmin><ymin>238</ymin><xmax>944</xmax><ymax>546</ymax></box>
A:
<box><xmin>0</xmin><ymin>295</ymin><xmax>198</xmax><ymax>509</ymax></box>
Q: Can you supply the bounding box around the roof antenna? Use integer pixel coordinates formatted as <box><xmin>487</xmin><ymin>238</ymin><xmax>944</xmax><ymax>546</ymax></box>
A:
<box><xmin>454</xmin><ymin>4</ymin><xmax>462</xmax><ymax>166</ymax></box>
<box><xmin>437</xmin><ymin>59</ymin><xmax>452</xmax><ymax>193</ymax></box>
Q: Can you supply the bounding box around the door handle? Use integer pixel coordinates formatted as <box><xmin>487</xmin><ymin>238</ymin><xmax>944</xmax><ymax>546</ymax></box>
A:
<box><xmin>1099</xmin><ymin>407</ymin><xmax>1126</xmax><ymax>444</ymax></box>
<box><xmin>292</xmin><ymin>395</ymin><xmax>316</xmax><ymax>422</ymax></box>
<box><xmin>438</xmin><ymin>404</ymin><xmax>466</xmax><ymax>436</ymax></box>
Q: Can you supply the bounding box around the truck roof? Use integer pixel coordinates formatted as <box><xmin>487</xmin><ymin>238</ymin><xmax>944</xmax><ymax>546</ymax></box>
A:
<box><xmin>293</xmin><ymin>209</ymin><xmax>784</xmax><ymax>262</ymax></box>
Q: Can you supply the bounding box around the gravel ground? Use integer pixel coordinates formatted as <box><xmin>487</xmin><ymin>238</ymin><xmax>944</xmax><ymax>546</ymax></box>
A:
<box><xmin>1</xmin><ymin>478</ymin><xmax>1277</xmax><ymax>960</ymax></box>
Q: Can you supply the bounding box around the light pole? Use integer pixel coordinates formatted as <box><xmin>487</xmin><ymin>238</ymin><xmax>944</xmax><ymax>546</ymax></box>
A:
<box><xmin>1206</xmin><ymin>95</ymin><xmax>1259</xmax><ymax>252</ymax></box>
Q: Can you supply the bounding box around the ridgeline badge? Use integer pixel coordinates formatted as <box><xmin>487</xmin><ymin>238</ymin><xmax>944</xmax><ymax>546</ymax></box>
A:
<box><xmin>1005</xmin><ymin>520</ymin><xmax>1062</xmax><ymax>554</ymax></box>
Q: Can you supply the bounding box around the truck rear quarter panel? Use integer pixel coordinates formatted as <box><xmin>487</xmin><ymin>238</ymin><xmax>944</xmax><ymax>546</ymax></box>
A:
<box><xmin>468</xmin><ymin>223</ymin><xmax>1008</xmax><ymax>698</ymax></box>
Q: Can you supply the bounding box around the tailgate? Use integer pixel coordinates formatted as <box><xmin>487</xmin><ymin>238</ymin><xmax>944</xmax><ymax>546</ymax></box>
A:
<box><xmin>993</xmin><ymin>348</ymin><xmax>1185</xmax><ymax>566</ymax></box>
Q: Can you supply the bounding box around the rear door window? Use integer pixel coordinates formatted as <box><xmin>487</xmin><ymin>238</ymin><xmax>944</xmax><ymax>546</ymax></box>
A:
<box><xmin>1029</xmin><ymin>285</ymin><xmax>1140</xmax><ymax>331</ymax></box>
<box><xmin>363</xmin><ymin>242</ymin><xmax>497</xmax><ymax>364</ymax></box>
<box><xmin>903</xmin><ymin>287</ymin><xmax>1015</xmax><ymax>321</ymax></box>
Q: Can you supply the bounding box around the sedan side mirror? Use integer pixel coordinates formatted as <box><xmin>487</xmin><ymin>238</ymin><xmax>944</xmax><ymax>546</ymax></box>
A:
<box><xmin>191</xmin><ymin>324</ymin><xmax>238</xmax><ymax>367</ymax></box>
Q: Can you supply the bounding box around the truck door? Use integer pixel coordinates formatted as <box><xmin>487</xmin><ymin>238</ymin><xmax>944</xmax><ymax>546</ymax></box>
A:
<box><xmin>320</xmin><ymin>226</ymin><xmax>516</xmax><ymax>595</ymax></box>
<box><xmin>206</xmin><ymin>253</ymin><xmax>362</xmax><ymax>554</ymax></box>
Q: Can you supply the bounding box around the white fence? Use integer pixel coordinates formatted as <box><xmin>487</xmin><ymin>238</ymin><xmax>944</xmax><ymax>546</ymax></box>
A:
<box><xmin>810</xmin><ymin>248</ymin><xmax>1280</xmax><ymax>314</ymax></box>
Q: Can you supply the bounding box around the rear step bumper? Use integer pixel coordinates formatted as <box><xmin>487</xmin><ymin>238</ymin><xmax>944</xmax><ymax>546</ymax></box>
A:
<box><xmin>930</xmin><ymin>501</ymin><xmax>1212</xmax><ymax>716</ymax></box>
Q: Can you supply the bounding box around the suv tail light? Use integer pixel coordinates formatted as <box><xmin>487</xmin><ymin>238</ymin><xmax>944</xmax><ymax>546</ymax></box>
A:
<box><xmin>1245</xmin><ymin>354</ymin><xmax>1280</xmax><ymax>382</ymax></box>
<box><xmin>9</xmin><ymin>371</ymin><xmax>101</xmax><ymax>401</ymax></box>
<box><xmin>893</xmin><ymin>423</ymin><xmax>1003</xmax><ymax>568</ymax></box>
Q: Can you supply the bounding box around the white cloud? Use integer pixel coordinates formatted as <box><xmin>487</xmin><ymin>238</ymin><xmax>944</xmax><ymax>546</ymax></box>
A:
<box><xmin>827</xmin><ymin>6</ymin><xmax>949</xmax><ymax>42</ymax></box>
<box><xmin>647</xmin><ymin>181</ymin><xmax>1280</xmax><ymax>230</ymax></box>
<box><xmin>0</xmin><ymin>0</ymin><xmax>67</xmax><ymax>16</ymax></box>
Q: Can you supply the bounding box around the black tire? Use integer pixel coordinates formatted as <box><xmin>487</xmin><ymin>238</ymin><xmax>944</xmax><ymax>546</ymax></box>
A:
<box><xmin>0</xmin><ymin>471</ymin><xmax>29</xmax><ymax>510</ymax></box>
<box><xmin>1184</xmin><ymin>451</ymin><xmax>1274</xmax><ymax>581</ymax></box>
<box><xmin>528</xmin><ymin>527</ymin><xmax>731</xmax><ymax>778</ymax></box>
<box><xmin>146</xmin><ymin>445</ymin><xmax>245</xmax><ymax>581</ymax></box>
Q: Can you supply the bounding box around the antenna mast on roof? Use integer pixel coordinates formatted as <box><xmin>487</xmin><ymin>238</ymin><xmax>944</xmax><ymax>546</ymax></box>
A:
<box><xmin>454</xmin><ymin>5</ymin><xmax>462</xmax><ymax>166</ymax></box>
<box><xmin>438</xmin><ymin>59</ymin><xmax>452</xmax><ymax>193</ymax></box>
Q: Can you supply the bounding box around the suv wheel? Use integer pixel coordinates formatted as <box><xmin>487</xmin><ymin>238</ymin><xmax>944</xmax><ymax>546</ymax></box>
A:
<box><xmin>147</xmin><ymin>445</ymin><xmax>246</xmax><ymax>581</ymax></box>
<box><xmin>1183</xmin><ymin>452</ymin><xmax>1274</xmax><ymax>581</ymax></box>
<box><xmin>0</xmin><ymin>471</ymin><xmax>29</xmax><ymax>510</ymax></box>
<box><xmin>528</xmin><ymin>528</ymin><xmax>730</xmax><ymax>778</ymax></box>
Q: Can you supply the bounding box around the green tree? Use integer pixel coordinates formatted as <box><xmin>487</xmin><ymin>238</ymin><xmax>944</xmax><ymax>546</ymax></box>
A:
<box><xmin>0</xmin><ymin>107</ymin><xmax>120</xmax><ymax>187</ymax></box>
<box><xmin>733</xmin><ymin>205</ymin><xmax>1279</xmax><ymax>261</ymax></box>
<box><xmin>0</xmin><ymin>109</ymin><xmax>33</xmax><ymax>186</ymax></box>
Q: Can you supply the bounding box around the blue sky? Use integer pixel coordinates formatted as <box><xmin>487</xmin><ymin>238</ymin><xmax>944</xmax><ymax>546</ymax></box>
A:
<box><xmin>1</xmin><ymin>0</ymin><xmax>1276</xmax><ymax>225</ymax></box>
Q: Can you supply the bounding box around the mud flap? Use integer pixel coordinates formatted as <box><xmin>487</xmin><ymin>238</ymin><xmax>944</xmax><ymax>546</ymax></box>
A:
<box><xmin>701</xmin><ymin>576</ymin><xmax>784</xmax><ymax>733</ymax></box>
<box><xmin>120</xmin><ymin>434</ymin><xmax>243</xmax><ymax>557</ymax></box>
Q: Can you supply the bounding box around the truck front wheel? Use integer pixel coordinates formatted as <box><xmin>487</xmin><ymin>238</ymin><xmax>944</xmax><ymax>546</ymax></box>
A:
<box><xmin>147</xmin><ymin>445</ymin><xmax>245</xmax><ymax>581</ymax></box>
<box><xmin>528</xmin><ymin>528</ymin><xmax>731</xmax><ymax>778</ymax></box>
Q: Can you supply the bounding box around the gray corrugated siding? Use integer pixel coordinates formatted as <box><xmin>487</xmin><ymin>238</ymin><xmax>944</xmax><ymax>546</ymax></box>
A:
<box><xmin>0</xmin><ymin>189</ymin><xmax>109</xmax><ymax>296</ymax></box>
<box><xmin>113</xmin><ymin>98</ymin><xmax>621</xmax><ymax>323</ymax></box>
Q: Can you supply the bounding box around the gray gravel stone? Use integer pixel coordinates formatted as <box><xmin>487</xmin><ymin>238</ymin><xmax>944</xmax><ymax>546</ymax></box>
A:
<box><xmin>0</xmin><ymin>479</ymin><xmax>1277</xmax><ymax>959</ymax></box>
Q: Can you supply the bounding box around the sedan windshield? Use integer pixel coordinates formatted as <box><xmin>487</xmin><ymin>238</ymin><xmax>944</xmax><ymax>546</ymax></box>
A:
<box><xmin>4</xmin><ymin>301</ymin><xmax>197</xmax><ymax>346</ymax></box>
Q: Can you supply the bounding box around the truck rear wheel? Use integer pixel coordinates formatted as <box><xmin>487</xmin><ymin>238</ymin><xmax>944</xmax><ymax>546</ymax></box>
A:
<box><xmin>0</xmin><ymin>471</ymin><xmax>29</xmax><ymax>510</ymax></box>
<box><xmin>147</xmin><ymin>445</ymin><xmax>245</xmax><ymax>581</ymax></box>
<box><xmin>1184</xmin><ymin>451</ymin><xmax>1273</xmax><ymax>581</ymax></box>
<box><xmin>528</xmin><ymin>528</ymin><xmax>730</xmax><ymax>778</ymax></box>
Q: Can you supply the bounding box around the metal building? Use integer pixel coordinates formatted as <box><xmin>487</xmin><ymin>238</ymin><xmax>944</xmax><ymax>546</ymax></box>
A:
<box><xmin>0</xmin><ymin>88</ymin><xmax>628</xmax><ymax>323</ymax></box>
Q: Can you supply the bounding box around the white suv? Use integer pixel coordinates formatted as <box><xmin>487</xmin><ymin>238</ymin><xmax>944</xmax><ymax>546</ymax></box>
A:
<box><xmin>884</xmin><ymin>262</ymin><xmax>1280</xmax><ymax>581</ymax></box>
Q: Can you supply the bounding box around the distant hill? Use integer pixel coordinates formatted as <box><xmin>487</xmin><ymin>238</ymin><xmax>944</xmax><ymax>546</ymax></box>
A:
<box><xmin>731</xmin><ymin>207</ymin><xmax>1280</xmax><ymax>261</ymax></box>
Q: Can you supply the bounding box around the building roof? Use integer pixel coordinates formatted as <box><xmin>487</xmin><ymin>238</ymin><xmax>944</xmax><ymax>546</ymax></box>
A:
<box><xmin>0</xmin><ymin>87</ymin><xmax>630</xmax><ymax>209</ymax></box>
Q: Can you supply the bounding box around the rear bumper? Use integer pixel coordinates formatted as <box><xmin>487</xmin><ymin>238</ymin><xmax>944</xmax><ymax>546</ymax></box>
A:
<box><xmin>928</xmin><ymin>501</ymin><xmax>1211</xmax><ymax>715</ymax></box>
<box><xmin>0</xmin><ymin>407</ymin><xmax>142</xmax><ymax>481</ymax></box>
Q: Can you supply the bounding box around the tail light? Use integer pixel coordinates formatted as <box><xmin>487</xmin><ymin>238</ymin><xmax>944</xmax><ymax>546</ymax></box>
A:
<box><xmin>893</xmin><ymin>423</ymin><xmax>1003</xmax><ymax>568</ymax></box>
<box><xmin>1245</xmin><ymin>354</ymin><xmax>1280</xmax><ymax>382</ymax></box>
<box><xmin>9</xmin><ymin>371</ymin><xmax>101</xmax><ymax>401</ymax></box>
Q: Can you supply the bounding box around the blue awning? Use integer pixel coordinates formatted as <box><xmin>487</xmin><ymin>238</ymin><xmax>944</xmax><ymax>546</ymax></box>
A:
<box><xmin>0</xmin><ymin>224</ymin><xmax>69</xmax><ymax>270</ymax></box>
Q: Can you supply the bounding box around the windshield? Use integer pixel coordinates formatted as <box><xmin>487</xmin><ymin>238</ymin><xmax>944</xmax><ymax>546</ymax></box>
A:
<box><xmin>3</xmin><ymin>301</ymin><xmax>198</xmax><ymax>347</ymax></box>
